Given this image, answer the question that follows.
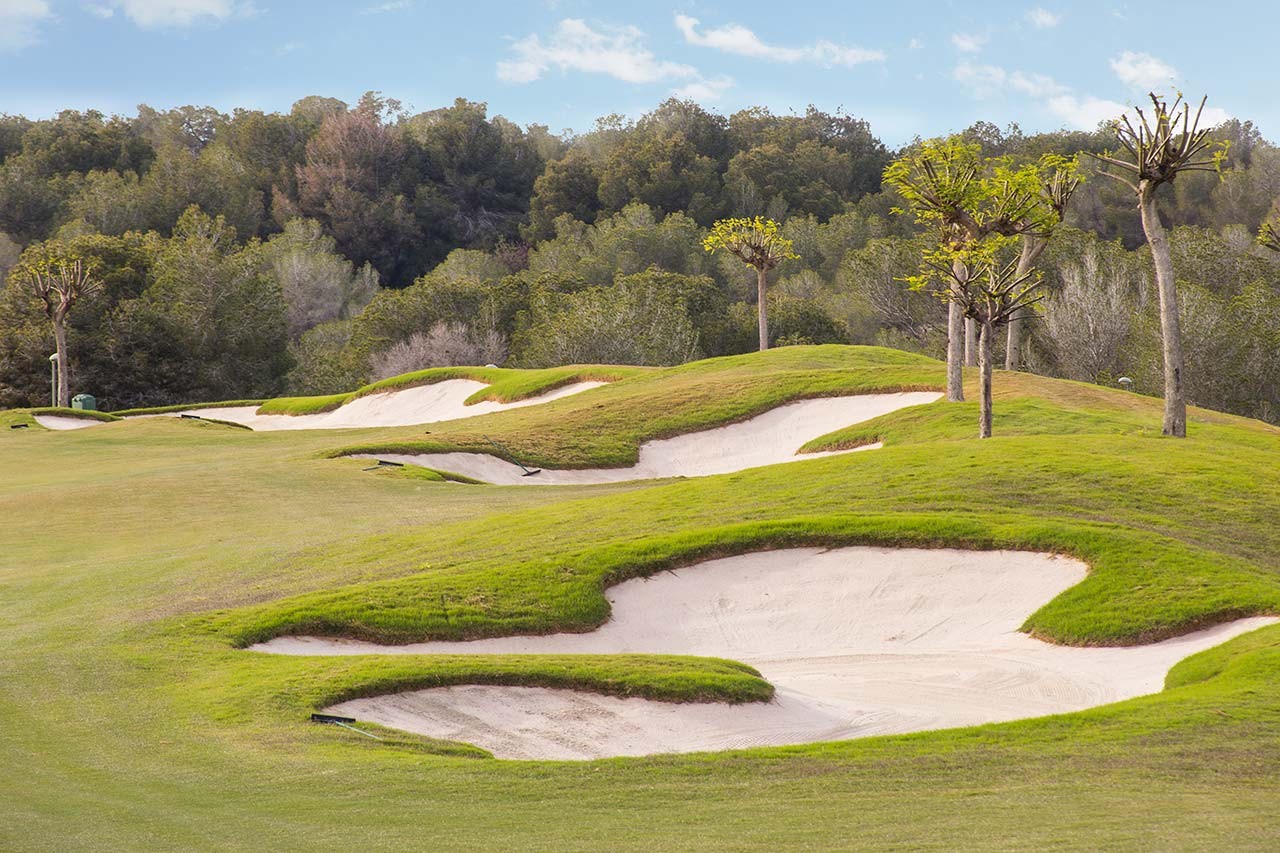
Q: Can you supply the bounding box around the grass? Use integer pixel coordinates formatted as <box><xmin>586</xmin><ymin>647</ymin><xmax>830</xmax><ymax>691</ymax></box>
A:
<box><xmin>256</xmin><ymin>364</ymin><xmax>649</xmax><ymax>416</ymax></box>
<box><xmin>3</xmin><ymin>344</ymin><xmax>1280</xmax><ymax>850</ymax></box>
<box><xmin>334</xmin><ymin>345</ymin><xmax>944</xmax><ymax>467</ymax></box>
<box><xmin>375</xmin><ymin>463</ymin><xmax>488</xmax><ymax>485</ymax></box>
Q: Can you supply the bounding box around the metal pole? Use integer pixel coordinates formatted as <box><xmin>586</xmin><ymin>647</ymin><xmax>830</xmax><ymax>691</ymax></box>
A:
<box><xmin>48</xmin><ymin>354</ymin><xmax>58</xmax><ymax>407</ymax></box>
<box><xmin>332</xmin><ymin>721</ymin><xmax>384</xmax><ymax>740</ymax></box>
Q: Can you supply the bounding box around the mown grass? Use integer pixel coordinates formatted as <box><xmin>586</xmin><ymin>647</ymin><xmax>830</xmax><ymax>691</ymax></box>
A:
<box><xmin>376</xmin><ymin>463</ymin><xmax>487</xmax><ymax>485</ymax></box>
<box><xmin>801</xmin><ymin>372</ymin><xmax>1277</xmax><ymax>452</ymax></box>
<box><xmin>221</xmin><ymin>512</ymin><xmax>1280</xmax><ymax>649</ymax></box>
<box><xmin>4</xmin><ymin>344</ymin><xmax>1280</xmax><ymax>850</ymax></box>
<box><xmin>256</xmin><ymin>364</ymin><xmax>649</xmax><ymax>416</ymax></box>
<box><xmin>334</xmin><ymin>345</ymin><xmax>944</xmax><ymax>467</ymax></box>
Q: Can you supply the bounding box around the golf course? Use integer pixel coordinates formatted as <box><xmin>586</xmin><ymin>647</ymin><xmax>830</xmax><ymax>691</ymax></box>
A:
<box><xmin>4</xmin><ymin>344</ymin><xmax>1280</xmax><ymax>849</ymax></box>
<box><xmin>6</xmin><ymin>0</ymin><xmax>1280</xmax><ymax>847</ymax></box>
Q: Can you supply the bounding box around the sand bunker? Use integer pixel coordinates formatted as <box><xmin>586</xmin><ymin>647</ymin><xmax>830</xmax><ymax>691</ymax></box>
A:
<box><xmin>254</xmin><ymin>547</ymin><xmax>1277</xmax><ymax>759</ymax></box>
<box><xmin>32</xmin><ymin>415</ymin><xmax>102</xmax><ymax>430</ymax></box>
<box><xmin>358</xmin><ymin>391</ymin><xmax>943</xmax><ymax>484</ymax></box>
<box><xmin>177</xmin><ymin>379</ymin><xmax>607</xmax><ymax>431</ymax></box>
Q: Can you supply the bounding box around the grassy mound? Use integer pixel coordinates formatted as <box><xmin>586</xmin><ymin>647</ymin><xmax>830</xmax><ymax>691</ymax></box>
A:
<box><xmin>334</xmin><ymin>345</ymin><xmax>944</xmax><ymax>467</ymax></box>
<box><xmin>256</xmin><ymin>364</ymin><xmax>648</xmax><ymax>416</ymax></box>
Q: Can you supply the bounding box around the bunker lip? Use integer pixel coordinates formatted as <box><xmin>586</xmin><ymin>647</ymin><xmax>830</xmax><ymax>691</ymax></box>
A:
<box><xmin>352</xmin><ymin>391</ymin><xmax>941</xmax><ymax>485</ymax></box>
<box><xmin>176</xmin><ymin>379</ymin><xmax>607</xmax><ymax>431</ymax></box>
<box><xmin>32</xmin><ymin>414</ymin><xmax>103</xmax><ymax>430</ymax></box>
<box><xmin>251</xmin><ymin>546</ymin><xmax>1278</xmax><ymax>760</ymax></box>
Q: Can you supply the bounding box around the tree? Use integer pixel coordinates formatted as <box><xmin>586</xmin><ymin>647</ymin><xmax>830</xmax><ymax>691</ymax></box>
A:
<box><xmin>11</xmin><ymin>242</ymin><xmax>103</xmax><ymax>406</ymax></box>
<box><xmin>1004</xmin><ymin>162</ymin><xmax>1082</xmax><ymax>369</ymax></box>
<box><xmin>1091</xmin><ymin>93</ymin><xmax>1225</xmax><ymax>437</ymax></box>
<box><xmin>884</xmin><ymin>139</ymin><xmax>1075</xmax><ymax>400</ymax></box>
<box><xmin>969</xmin><ymin>260</ymin><xmax>1046</xmax><ymax>438</ymax></box>
<box><xmin>837</xmin><ymin>236</ymin><xmax>946</xmax><ymax>351</ymax></box>
<box><xmin>1035</xmin><ymin>230</ymin><xmax>1141</xmax><ymax>383</ymax></box>
<box><xmin>260</xmin><ymin>218</ymin><xmax>378</xmax><ymax>339</ymax></box>
<box><xmin>529</xmin><ymin>203</ymin><xmax>711</xmax><ymax>287</ymax></box>
<box><xmin>523</xmin><ymin>150</ymin><xmax>601</xmax><ymax>243</ymax></box>
<box><xmin>288</xmin><ymin>93</ymin><xmax>420</xmax><ymax>284</ymax></box>
<box><xmin>703</xmin><ymin>217</ymin><xmax>797</xmax><ymax>351</ymax></box>
<box><xmin>404</xmin><ymin>99</ymin><xmax>545</xmax><ymax>258</ymax></box>
<box><xmin>511</xmin><ymin>278</ymin><xmax>702</xmax><ymax>367</ymax></box>
<box><xmin>885</xmin><ymin>140</ymin><xmax>980</xmax><ymax>399</ymax></box>
<box><xmin>370</xmin><ymin>321</ymin><xmax>508</xmax><ymax>379</ymax></box>
<box><xmin>113</xmin><ymin>207</ymin><xmax>290</xmax><ymax>403</ymax></box>
<box><xmin>914</xmin><ymin>254</ymin><xmax>1045</xmax><ymax>438</ymax></box>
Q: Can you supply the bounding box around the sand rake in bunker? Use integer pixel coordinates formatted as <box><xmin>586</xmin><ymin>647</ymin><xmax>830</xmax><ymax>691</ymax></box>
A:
<box><xmin>484</xmin><ymin>435</ymin><xmax>542</xmax><ymax>477</ymax></box>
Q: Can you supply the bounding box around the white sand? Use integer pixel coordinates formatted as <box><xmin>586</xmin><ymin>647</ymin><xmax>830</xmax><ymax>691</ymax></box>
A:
<box><xmin>32</xmin><ymin>415</ymin><xmax>103</xmax><ymax>430</ymax></box>
<box><xmin>253</xmin><ymin>547</ymin><xmax>1277</xmax><ymax>759</ymax></box>
<box><xmin>177</xmin><ymin>379</ymin><xmax>607</xmax><ymax>431</ymax></box>
<box><xmin>358</xmin><ymin>391</ymin><xmax>942</xmax><ymax>484</ymax></box>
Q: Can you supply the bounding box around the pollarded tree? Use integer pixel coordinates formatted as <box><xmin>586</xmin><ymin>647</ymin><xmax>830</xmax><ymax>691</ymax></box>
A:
<box><xmin>1005</xmin><ymin>161</ymin><xmax>1082</xmax><ymax>369</ymax></box>
<box><xmin>11</xmin><ymin>242</ymin><xmax>103</xmax><ymax>406</ymax></box>
<box><xmin>885</xmin><ymin>139</ymin><xmax>1076</xmax><ymax>400</ymax></box>
<box><xmin>703</xmin><ymin>217</ymin><xmax>798</xmax><ymax>351</ymax></box>
<box><xmin>1091</xmin><ymin>93</ymin><xmax>1226</xmax><ymax>437</ymax></box>
<box><xmin>911</xmin><ymin>250</ymin><xmax>1045</xmax><ymax>438</ymax></box>
<box><xmin>884</xmin><ymin>139</ymin><xmax>982</xmax><ymax>400</ymax></box>
<box><xmin>958</xmin><ymin>259</ymin><xmax>1045</xmax><ymax>438</ymax></box>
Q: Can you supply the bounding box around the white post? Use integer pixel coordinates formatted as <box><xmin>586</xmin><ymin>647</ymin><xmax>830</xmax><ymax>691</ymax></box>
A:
<box><xmin>48</xmin><ymin>353</ymin><xmax>59</xmax><ymax>407</ymax></box>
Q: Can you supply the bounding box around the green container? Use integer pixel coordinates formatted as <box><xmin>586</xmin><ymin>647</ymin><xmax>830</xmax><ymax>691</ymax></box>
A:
<box><xmin>71</xmin><ymin>394</ymin><xmax>96</xmax><ymax>411</ymax></box>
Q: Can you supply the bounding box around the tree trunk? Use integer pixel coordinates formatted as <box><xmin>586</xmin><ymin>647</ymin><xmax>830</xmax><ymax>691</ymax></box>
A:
<box><xmin>978</xmin><ymin>319</ymin><xmax>994</xmax><ymax>439</ymax></box>
<box><xmin>1139</xmin><ymin>185</ymin><xmax>1187</xmax><ymax>437</ymax></box>
<box><xmin>53</xmin><ymin>316</ymin><xmax>69</xmax><ymax>408</ymax></box>
<box><xmin>964</xmin><ymin>318</ymin><xmax>977</xmax><ymax>367</ymax></box>
<box><xmin>756</xmin><ymin>267</ymin><xmax>769</xmax><ymax>351</ymax></box>
<box><xmin>946</xmin><ymin>262</ymin><xmax>965</xmax><ymax>402</ymax></box>
<box><xmin>1005</xmin><ymin>237</ymin><xmax>1043</xmax><ymax>371</ymax></box>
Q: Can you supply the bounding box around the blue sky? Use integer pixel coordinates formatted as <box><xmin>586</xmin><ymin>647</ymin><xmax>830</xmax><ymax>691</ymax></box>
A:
<box><xmin>0</xmin><ymin>1</ymin><xmax>1271</xmax><ymax>145</ymax></box>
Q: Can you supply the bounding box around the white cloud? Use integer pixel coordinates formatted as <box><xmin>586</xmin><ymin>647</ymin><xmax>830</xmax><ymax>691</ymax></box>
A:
<box><xmin>84</xmin><ymin>3</ymin><xmax>115</xmax><ymax>18</ymax></box>
<box><xmin>953</xmin><ymin>62</ymin><xmax>1068</xmax><ymax>99</ymax></box>
<box><xmin>1199</xmin><ymin>105</ymin><xmax>1231</xmax><ymax>127</ymax></box>
<box><xmin>0</xmin><ymin>0</ymin><xmax>53</xmax><ymax>51</ymax></box>
<box><xmin>1047</xmin><ymin>94</ymin><xmax>1127</xmax><ymax>129</ymax></box>
<box><xmin>1109</xmin><ymin>51</ymin><xmax>1177</xmax><ymax>90</ymax></box>
<box><xmin>951</xmin><ymin>32</ymin><xmax>985</xmax><ymax>53</ymax></box>
<box><xmin>953</xmin><ymin>60</ymin><xmax>1123</xmax><ymax>130</ymax></box>
<box><xmin>1108</xmin><ymin>53</ymin><xmax>1229</xmax><ymax>126</ymax></box>
<box><xmin>362</xmin><ymin>0</ymin><xmax>413</xmax><ymax>13</ymax></box>
<box><xmin>672</xmin><ymin>75</ymin><xmax>734</xmax><ymax>102</ymax></box>
<box><xmin>498</xmin><ymin>18</ymin><xmax>698</xmax><ymax>85</ymax></box>
<box><xmin>908</xmin><ymin>38</ymin><xmax>923</xmax><ymax>50</ymax></box>
<box><xmin>952</xmin><ymin>62</ymin><xmax>1007</xmax><ymax>99</ymax></box>
<box><xmin>1027</xmin><ymin>8</ymin><xmax>1060</xmax><ymax>28</ymax></box>
<box><xmin>674</xmin><ymin>14</ymin><xmax>884</xmax><ymax>67</ymax></box>
<box><xmin>103</xmin><ymin>1</ymin><xmax>255</xmax><ymax>28</ymax></box>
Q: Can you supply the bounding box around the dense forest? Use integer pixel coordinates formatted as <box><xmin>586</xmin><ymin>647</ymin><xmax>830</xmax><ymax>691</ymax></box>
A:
<box><xmin>2</xmin><ymin>93</ymin><xmax>1278</xmax><ymax>423</ymax></box>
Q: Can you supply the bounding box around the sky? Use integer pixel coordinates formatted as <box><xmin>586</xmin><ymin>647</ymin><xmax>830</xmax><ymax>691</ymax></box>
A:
<box><xmin>0</xmin><ymin>0</ymin><xmax>1272</xmax><ymax>145</ymax></box>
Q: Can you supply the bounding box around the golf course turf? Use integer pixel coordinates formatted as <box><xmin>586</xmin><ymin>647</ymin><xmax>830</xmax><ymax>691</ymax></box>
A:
<box><xmin>4</xmin><ymin>345</ymin><xmax>1280</xmax><ymax>849</ymax></box>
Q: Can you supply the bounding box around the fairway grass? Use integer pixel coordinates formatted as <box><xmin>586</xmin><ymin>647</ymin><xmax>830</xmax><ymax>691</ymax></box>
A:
<box><xmin>3</xmin><ymin>345</ymin><xmax>1280</xmax><ymax>850</ymax></box>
